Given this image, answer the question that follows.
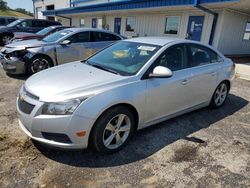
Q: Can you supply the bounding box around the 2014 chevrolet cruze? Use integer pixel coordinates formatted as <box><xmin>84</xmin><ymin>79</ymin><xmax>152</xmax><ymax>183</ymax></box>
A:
<box><xmin>17</xmin><ymin>37</ymin><xmax>235</xmax><ymax>154</ymax></box>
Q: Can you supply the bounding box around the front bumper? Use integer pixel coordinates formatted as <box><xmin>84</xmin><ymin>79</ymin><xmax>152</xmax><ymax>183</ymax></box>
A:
<box><xmin>0</xmin><ymin>52</ymin><xmax>26</xmax><ymax>74</ymax></box>
<box><xmin>16</xmin><ymin>87</ymin><xmax>95</xmax><ymax>149</ymax></box>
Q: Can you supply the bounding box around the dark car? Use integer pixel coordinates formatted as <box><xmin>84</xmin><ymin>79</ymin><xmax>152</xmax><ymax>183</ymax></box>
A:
<box><xmin>0</xmin><ymin>19</ymin><xmax>61</xmax><ymax>45</ymax></box>
<box><xmin>13</xmin><ymin>25</ymin><xmax>70</xmax><ymax>42</ymax></box>
<box><xmin>0</xmin><ymin>16</ymin><xmax>17</xmax><ymax>26</ymax></box>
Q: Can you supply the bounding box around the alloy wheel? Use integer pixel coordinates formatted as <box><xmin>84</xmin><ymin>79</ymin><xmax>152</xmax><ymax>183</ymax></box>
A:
<box><xmin>103</xmin><ymin>114</ymin><xmax>131</xmax><ymax>150</ymax></box>
<box><xmin>2</xmin><ymin>35</ymin><xmax>12</xmax><ymax>44</ymax></box>
<box><xmin>31</xmin><ymin>58</ymin><xmax>50</xmax><ymax>73</ymax></box>
<box><xmin>214</xmin><ymin>83</ymin><xmax>228</xmax><ymax>106</ymax></box>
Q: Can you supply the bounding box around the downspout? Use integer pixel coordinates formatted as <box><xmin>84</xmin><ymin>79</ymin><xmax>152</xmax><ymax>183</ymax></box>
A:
<box><xmin>194</xmin><ymin>0</ymin><xmax>218</xmax><ymax>45</ymax></box>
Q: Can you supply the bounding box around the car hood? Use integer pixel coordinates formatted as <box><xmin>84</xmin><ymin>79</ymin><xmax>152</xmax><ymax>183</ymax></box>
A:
<box><xmin>24</xmin><ymin>62</ymin><xmax>127</xmax><ymax>102</ymax></box>
<box><xmin>3</xmin><ymin>39</ymin><xmax>53</xmax><ymax>52</ymax></box>
<box><xmin>14</xmin><ymin>32</ymin><xmax>39</xmax><ymax>38</ymax></box>
<box><xmin>0</xmin><ymin>26</ymin><xmax>10</xmax><ymax>31</ymax></box>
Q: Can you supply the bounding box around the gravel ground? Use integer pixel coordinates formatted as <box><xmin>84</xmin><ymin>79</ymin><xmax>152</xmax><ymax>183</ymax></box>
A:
<box><xmin>0</xmin><ymin>68</ymin><xmax>249</xmax><ymax>188</ymax></box>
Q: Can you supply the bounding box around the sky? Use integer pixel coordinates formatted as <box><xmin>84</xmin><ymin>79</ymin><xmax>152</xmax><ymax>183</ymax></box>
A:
<box><xmin>5</xmin><ymin>0</ymin><xmax>33</xmax><ymax>12</ymax></box>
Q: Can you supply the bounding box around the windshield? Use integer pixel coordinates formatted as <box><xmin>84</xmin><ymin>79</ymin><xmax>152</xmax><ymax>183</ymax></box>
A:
<box><xmin>7</xmin><ymin>19</ymin><xmax>23</xmax><ymax>27</ymax></box>
<box><xmin>37</xmin><ymin>27</ymin><xmax>54</xmax><ymax>35</ymax></box>
<box><xmin>87</xmin><ymin>41</ymin><xmax>160</xmax><ymax>76</ymax></box>
<box><xmin>42</xmin><ymin>30</ymin><xmax>72</xmax><ymax>42</ymax></box>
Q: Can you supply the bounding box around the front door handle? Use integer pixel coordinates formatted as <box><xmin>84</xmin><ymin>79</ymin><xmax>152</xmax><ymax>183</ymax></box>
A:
<box><xmin>210</xmin><ymin>71</ymin><xmax>217</xmax><ymax>76</ymax></box>
<box><xmin>181</xmin><ymin>79</ymin><xmax>188</xmax><ymax>85</ymax></box>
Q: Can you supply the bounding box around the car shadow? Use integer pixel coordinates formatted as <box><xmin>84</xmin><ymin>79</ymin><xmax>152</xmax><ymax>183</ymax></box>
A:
<box><xmin>34</xmin><ymin>94</ymin><xmax>248</xmax><ymax>167</ymax></box>
<box><xmin>6</xmin><ymin>73</ymin><xmax>29</xmax><ymax>81</ymax></box>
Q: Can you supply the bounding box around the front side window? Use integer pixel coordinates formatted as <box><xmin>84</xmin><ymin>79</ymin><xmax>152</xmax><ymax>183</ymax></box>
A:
<box><xmin>126</xmin><ymin>17</ymin><xmax>136</xmax><ymax>32</ymax></box>
<box><xmin>18</xmin><ymin>20</ymin><xmax>32</xmax><ymax>27</ymax></box>
<box><xmin>154</xmin><ymin>44</ymin><xmax>187</xmax><ymax>71</ymax></box>
<box><xmin>164</xmin><ymin>16</ymin><xmax>180</xmax><ymax>35</ymax></box>
<box><xmin>67</xmin><ymin>32</ymin><xmax>90</xmax><ymax>43</ymax></box>
<box><xmin>243</xmin><ymin>22</ymin><xmax>250</xmax><ymax>40</ymax></box>
<box><xmin>188</xmin><ymin>44</ymin><xmax>219</xmax><ymax>67</ymax></box>
<box><xmin>87</xmin><ymin>41</ymin><xmax>160</xmax><ymax>76</ymax></box>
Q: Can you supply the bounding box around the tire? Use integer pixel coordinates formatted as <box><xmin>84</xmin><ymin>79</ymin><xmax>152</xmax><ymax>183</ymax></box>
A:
<box><xmin>27</xmin><ymin>55</ymin><xmax>53</xmax><ymax>75</ymax></box>
<box><xmin>0</xmin><ymin>33</ymin><xmax>13</xmax><ymax>45</ymax></box>
<box><xmin>210</xmin><ymin>82</ymin><xmax>229</xmax><ymax>109</ymax></box>
<box><xmin>90</xmin><ymin>106</ymin><xmax>135</xmax><ymax>154</ymax></box>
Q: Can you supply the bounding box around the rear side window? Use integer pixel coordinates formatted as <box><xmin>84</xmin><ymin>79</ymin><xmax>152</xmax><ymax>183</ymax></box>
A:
<box><xmin>67</xmin><ymin>32</ymin><xmax>90</xmax><ymax>43</ymax></box>
<box><xmin>91</xmin><ymin>32</ymin><xmax>120</xmax><ymax>42</ymax></box>
<box><xmin>154</xmin><ymin>44</ymin><xmax>187</xmax><ymax>71</ymax></box>
<box><xmin>188</xmin><ymin>44</ymin><xmax>220</xmax><ymax>67</ymax></box>
<box><xmin>0</xmin><ymin>18</ymin><xmax>5</xmax><ymax>25</ymax></box>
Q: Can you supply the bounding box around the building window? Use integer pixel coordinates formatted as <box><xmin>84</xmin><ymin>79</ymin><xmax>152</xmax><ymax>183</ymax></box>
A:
<box><xmin>243</xmin><ymin>22</ymin><xmax>250</xmax><ymax>40</ymax></box>
<box><xmin>80</xmin><ymin>18</ymin><xmax>85</xmax><ymax>27</ymax></box>
<box><xmin>126</xmin><ymin>17</ymin><xmax>136</xmax><ymax>32</ymax></box>
<box><xmin>164</xmin><ymin>16</ymin><xmax>180</xmax><ymax>35</ymax></box>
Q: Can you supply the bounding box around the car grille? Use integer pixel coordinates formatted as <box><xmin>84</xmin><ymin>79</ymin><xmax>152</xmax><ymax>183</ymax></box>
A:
<box><xmin>18</xmin><ymin>98</ymin><xmax>35</xmax><ymax>114</ymax></box>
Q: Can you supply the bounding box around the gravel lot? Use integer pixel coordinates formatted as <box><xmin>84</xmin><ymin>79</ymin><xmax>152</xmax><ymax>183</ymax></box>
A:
<box><xmin>0</xmin><ymin>67</ymin><xmax>249</xmax><ymax>188</ymax></box>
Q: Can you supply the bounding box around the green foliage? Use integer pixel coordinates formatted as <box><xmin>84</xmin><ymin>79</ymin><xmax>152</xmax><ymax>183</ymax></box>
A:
<box><xmin>0</xmin><ymin>0</ymin><xmax>9</xmax><ymax>11</ymax></box>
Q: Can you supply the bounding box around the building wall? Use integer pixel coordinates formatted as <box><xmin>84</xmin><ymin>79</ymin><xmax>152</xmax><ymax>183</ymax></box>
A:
<box><xmin>216</xmin><ymin>10</ymin><xmax>250</xmax><ymax>55</ymax></box>
<box><xmin>70</xmin><ymin>10</ymin><xmax>215</xmax><ymax>45</ymax></box>
<box><xmin>34</xmin><ymin>0</ymin><xmax>70</xmax><ymax>25</ymax></box>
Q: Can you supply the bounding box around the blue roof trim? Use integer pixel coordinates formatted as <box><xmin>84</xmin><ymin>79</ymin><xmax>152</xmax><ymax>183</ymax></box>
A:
<box><xmin>43</xmin><ymin>0</ymin><xmax>238</xmax><ymax>16</ymax></box>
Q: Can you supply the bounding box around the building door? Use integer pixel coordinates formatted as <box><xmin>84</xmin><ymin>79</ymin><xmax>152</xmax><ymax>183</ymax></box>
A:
<box><xmin>114</xmin><ymin>18</ymin><xmax>121</xmax><ymax>34</ymax></box>
<box><xmin>92</xmin><ymin>18</ymin><xmax>97</xmax><ymax>28</ymax></box>
<box><xmin>187</xmin><ymin>16</ymin><xmax>204</xmax><ymax>41</ymax></box>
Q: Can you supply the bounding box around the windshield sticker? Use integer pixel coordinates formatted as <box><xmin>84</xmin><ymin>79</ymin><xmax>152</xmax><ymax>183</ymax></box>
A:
<box><xmin>138</xmin><ymin>46</ymin><xmax>156</xmax><ymax>51</ymax></box>
<box><xmin>61</xmin><ymin>32</ymin><xmax>68</xmax><ymax>36</ymax></box>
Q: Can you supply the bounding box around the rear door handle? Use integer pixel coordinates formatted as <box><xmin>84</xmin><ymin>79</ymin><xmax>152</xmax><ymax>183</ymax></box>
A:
<box><xmin>181</xmin><ymin>79</ymin><xmax>188</xmax><ymax>85</ymax></box>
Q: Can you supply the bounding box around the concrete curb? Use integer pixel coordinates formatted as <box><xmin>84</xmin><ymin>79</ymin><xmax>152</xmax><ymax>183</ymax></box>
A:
<box><xmin>235</xmin><ymin>63</ymin><xmax>250</xmax><ymax>81</ymax></box>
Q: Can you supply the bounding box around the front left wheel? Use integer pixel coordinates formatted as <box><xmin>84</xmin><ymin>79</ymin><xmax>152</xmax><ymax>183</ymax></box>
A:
<box><xmin>90</xmin><ymin>106</ymin><xmax>135</xmax><ymax>154</ymax></box>
<box><xmin>27</xmin><ymin>55</ymin><xmax>53</xmax><ymax>75</ymax></box>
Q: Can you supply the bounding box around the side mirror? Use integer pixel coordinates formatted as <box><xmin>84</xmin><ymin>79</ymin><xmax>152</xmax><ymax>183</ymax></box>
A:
<box><xmin>148</xmin><ymin>66</ymin><xmax>173</xmax><ymax>78</ymax></box>
<box><xmin>60</xmin><ymin>40</ymin><xmax>71</xmax><ymax>45</ymax></box>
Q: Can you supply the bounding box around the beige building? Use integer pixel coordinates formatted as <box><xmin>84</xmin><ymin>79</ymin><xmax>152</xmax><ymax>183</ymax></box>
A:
<box><xmin>34</xmin><ymin>0</ymin><xmax>250</xmax><ymax>56</ymax></box>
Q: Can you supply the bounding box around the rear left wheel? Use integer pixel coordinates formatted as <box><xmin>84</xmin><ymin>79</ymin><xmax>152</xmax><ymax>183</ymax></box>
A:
<box><xmin>210</xmin><ymin>82</ymin><xmax>229</xmax><ymax>108</ymax></box>
<box><xmin>91</xmin><ymin>106</ymin><xmax>135</xmax><ymax>154</ymax></box>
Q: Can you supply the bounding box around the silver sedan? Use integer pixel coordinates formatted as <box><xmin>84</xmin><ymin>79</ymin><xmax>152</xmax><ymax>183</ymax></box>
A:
<box><xmin>0</xmin><ymin>28</ymin><xmax>124</xmax><ymax>74</ymax></box>
<box><xmin>17</xmin><ymin>37</ymin><xmax>235</xmax><ymax>154</ymax></box>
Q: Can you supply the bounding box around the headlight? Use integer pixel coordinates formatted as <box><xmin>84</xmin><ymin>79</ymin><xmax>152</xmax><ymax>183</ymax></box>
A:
<box><xmin>8</xmin><ymin>50</ymin><xmax>27</xmax><ymax>58</ymax></box>
<box><xmin>42</xmin><ymin>98</ymin><xmax>86</xmax><ymax>115</ymax></box>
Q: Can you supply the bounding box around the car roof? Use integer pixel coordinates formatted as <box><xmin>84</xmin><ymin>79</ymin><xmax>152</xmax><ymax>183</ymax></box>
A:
<box><xmin>124</xmin><ymin>37</ymin><xmax>185</xmax><ymax>46</ymax></box>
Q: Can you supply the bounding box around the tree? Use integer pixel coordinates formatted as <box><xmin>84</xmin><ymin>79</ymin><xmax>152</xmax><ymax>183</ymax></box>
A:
<box><xmin>0</xmin><ymin>0</ymin><xmax>9</xmax><ymax>11</ymax></box>
<box><xmin>15</xmin><ymin>8</ymin><xmax>33</xmax><ymax>17</ymax></box>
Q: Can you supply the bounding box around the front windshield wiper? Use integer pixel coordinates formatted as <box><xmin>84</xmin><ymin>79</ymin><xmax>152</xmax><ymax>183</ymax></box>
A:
<box><xmin>82</xmin><ymin>60</ymin><xmax>120</xmax><ymax>75</ymax></box>
<box><xmin>92</xmin><ymin>64</ymin><xmax>120</xmax><ymax>75</ymax></box>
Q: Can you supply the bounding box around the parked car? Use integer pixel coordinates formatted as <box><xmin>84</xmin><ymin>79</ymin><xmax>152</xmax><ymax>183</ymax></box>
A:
<box><xmin>0</xmin><ymin>28</ymin><xmax>125</xmax><ymax>75</ymax></box>
<box><xmin>12</xmin><ymin>25</ymin><xmax>71</xmax><ymax>42</ymax></box>
<box><xmin>16</xmin><ymin>37</ymin><xmax>235</xmax><ymax>154</ymax></box>
<box><xmin>0</xmin><ymin>16</ymin><xmax>17</xmax><ymax>26</ymax></box>
<box><xmin>0</xmin><ymin>19</ymin><xmax>61</xmax><ymax>45</ymax></box>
